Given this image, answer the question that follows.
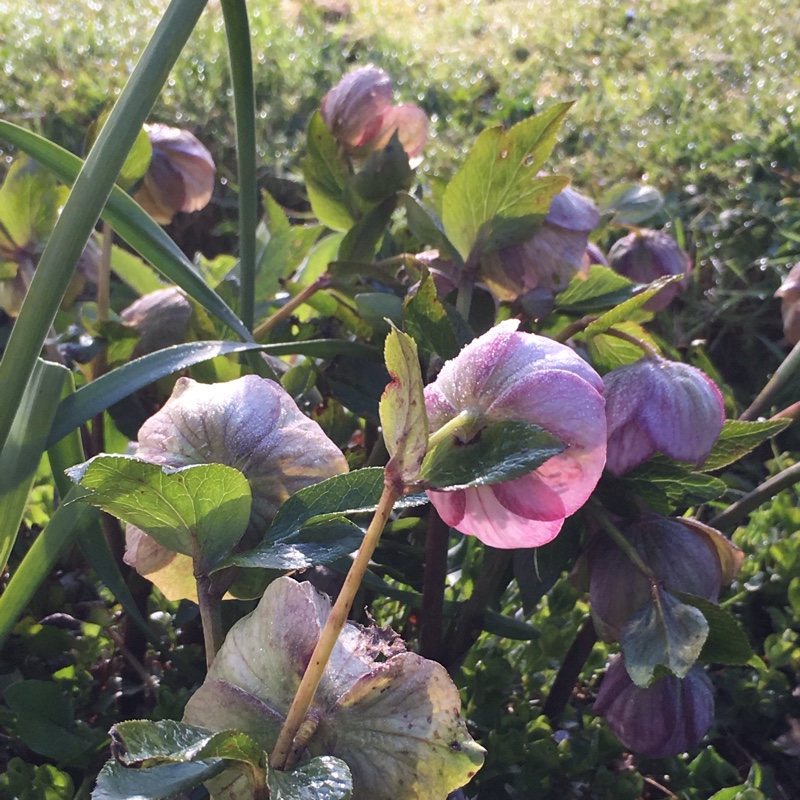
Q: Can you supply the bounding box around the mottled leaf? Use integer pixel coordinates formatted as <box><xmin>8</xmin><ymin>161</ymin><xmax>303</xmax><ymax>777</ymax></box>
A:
<box><xmin>403</xmin><ymin>268</ymin><xmax>459</xmax><ymax>359</ymax></box>
<box><xmin>269</xmin><ymin>756</ymin><xmax>352</xmax><ymax>800</ymax></box>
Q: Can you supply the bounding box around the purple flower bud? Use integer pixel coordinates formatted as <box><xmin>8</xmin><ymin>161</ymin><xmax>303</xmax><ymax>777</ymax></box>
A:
<box><xmin>133</xmin><ymin>124</ymin><xmax>215</xmax><ymax>225</ymax></box>
<box><xmin>120</xmin><ymin>286</ymin><xmax>192</xmax><ymax>358</ymax></box>
<box><xmin>775</xmin><ymin>262</ymin><xmax>800</xmax><ymax>345</ymax></box>
<box><xmin>608</xmin><ymin>229</ymin><xmax>691</xmax><ymax>311</ymax></box>
<box><xmin>594</xmin><ymin>656</ymin><xmax>714</xmax><ymax>758</ymax></box>
<box><xmin>604</xmin><ymin>358</ymin><xmax>725</xmax><ymax>476</ymax></box>
<box><xmin>321</xmin><ymin>66</ymin><xmax>428</xmax><ymax>159</ymax></box>
<box><xmin>481</xmin><ymin>185</ymin><xmax>599</xmax><ymax>301</ymax></box>
<box><xmin>589</xmin><ymin>514</ymin><xmax>742</xmax><ymax>641</ymax></box>
<box><xmin>425</xmin><ymin>320</ymin><xmax>606</xmax><ymax>548</ymax></box>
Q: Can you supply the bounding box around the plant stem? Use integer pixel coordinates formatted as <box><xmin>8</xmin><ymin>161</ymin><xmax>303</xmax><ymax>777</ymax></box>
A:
<box><xmin>710</xmin><ymin>460</ymin><xmax>800</xmax><ymax>532</ymax></box>
<box><xmin>588</xmin><ymin>501</ymin><xmax>655</xmax><ymax>580</ymax></box>
<box><xmin>97</xmin><ymin>221</ymin><xmax>113</xmax><ymax>323</ymax></box>
<box><xmin>252</xmin><ymin>275</ymin><xmax>330</xmax><ymax>341</ymax></box>
<box><xmin>603</xmin><ymin>326</ymin><xmax>661</xmax><ymax>360</ymax></box>
<box><xmin>542</xmin><ymin>616</ymin><xmax>598</xmax><ymax>720</ymax></box>
<box><xmin>270</xmin><ymin>478</ymin><xmax>401</xmax><ymax>769</ymax></box>
<box><xmin>195</xmin><ymin>570</ymin><xmax>224</xmax><ymax>669</ymax></box>
<box><xmin>420</xmin><ymin>508</ymin><xmax>450</xmax><ymax>662</ymax></box>
<box><xmin>427</xmin><ymin>409</ymin><xmax>478</xmax><ymax>450</ymax></box>
<box><xmin>740</xmin><ymin>337</ymin><xmax>800</xmax><ymax>421</ymax></box>
<box><xmin>552</xmin><ymin>315</ymin><xmax>597</xmax><ymax>343</ymax></box>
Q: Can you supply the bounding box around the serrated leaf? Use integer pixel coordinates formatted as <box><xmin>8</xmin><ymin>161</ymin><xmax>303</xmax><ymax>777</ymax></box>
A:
<box><xmin>586</xmin><ymin>320</ymin><xmax>661</xmax><ymax>373</ymax></box>
<box><xmin>93</xmin><ymin>759</ymin><xmax>226</xmax><ymax>800</ymax></box>
<box><xmin>555</xmin><ymin>264</ymin><xmax>637</xmax><ymax>313</ymax></box>
<box><xmin>338</xmin><ymin>195</ymin><xmax>396</xmax><ymax>263</ymax></box>
<box><xmin>419</xmin><ymin>420</ymin><xmax>565</xmax><ymax>490</ymax></box>
<box><xmin>303</xmin><ymin>111</ymin><xmax>355</xmax><ymax>232</ymax></box>
<box><xmin>66</xmin><ymin>456</ymin><xmax>251</xmax><ymax>570</ymax></box>
<box><xmin>599</xmin><ymin>183</ymin><xmax>664</xmax><ymax>225</ymax></box>
<box><xmin>400</xmin><ymin>192</ymin><xmax>462</xmax><ymax>264</ymax></box>
<box><xmin>380</xmin><ymin>328</ymin><xmax>428</xmax><ymax>483</ymax></box>
<box><xmin>673</xmin><ymin>592</ymin><xmax>755</xmax><ymax>665</ymax></box>
<box><xmin>268</xmin><ymin>756</ymin><xmax>352</xmax><ymax>800</ymax></box>
<box><xmin>701</xmin><ymin>418</ymin><xmax>791</xmax><ymax>472</ymax></box>
<box><xmin>622</xmin><ymin>457</ymin><xmax>728</xmax><ymax>511</ymax></box>
<box><xmin>351</xmin><ymin>132</ymin><xmax>412</xmax><ymax>203</ymax></box>
<box><xmin>403</xmin><ymin>268</ymin><xmax>459</xmax><ymax>359</ymax></box>
<box><xmin>442</xmin><ymin>103</ymin><xmax>572</xmax><ymax>260</ymax></box>
<box><xmin>110</xmin><ymin>720</ymin><xmax>264</xmax><ymax>768</ymax></box>
<box><xmin>621</xmin><ymin>587</ymin><xmax>709</xmax><ymax>687</ymax></box>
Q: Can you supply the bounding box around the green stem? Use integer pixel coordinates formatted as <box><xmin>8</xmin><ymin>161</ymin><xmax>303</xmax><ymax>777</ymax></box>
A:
<box><xmin>195</xmin><ymin>568</ymin><xmax>224</xmax><ymax>669</ymax></box>
<box><xmin>269</xmin><ymin>478</ymin><xmax>401</xmax><ymax>769</ymax></box>
<box><xmin>603</xmin><ymin>326</ymin><xmax>661</xmax><ymax>360</ymax></box>
<box><xmin>552</xmin><ymin>315</ymin><xmax>597</xmax><ymax>344</ymax></box>
<box><xmin>741</xmin><ymin>336</ymin><xmax>800</xmax><ymax>420</ymax></box>
<box><xmin>427</xmin><ymin>409</ymin><xmax>479</xmax><ymax>450</ymax></box>
<box><xmin>252</xmin><ymin>275</ymin><xmax>330</xmax><ymax>341</ymax></box>
<box><xmin>588</xmin><ymin>502</ymin><xmax>655</xmax><ymax>580</ymax></box>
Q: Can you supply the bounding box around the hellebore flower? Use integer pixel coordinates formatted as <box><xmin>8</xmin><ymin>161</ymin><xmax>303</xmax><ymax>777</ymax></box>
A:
<box><xmin>120</xmin><ymin>286</ymin><xmax>192</xmax><ymax>359</ymax></box>
<box><xmin>124</xmin><ymin>376</ymin><xmax>348</xmax><ymax>596</ymax></box>
<box><xmin>183</xmin><ymin>577</ymin><xmax>485</xmax><ymax>800</ymax></box>
<box><xmin>588</xmin><ymin>514</ymin><xmax>743</xmax><ymax>642</ymax></box>
<box><xmin>480</xmin><ymin>184</ymin><xmax>600</xmax><ymax>302</ymax></box>
<box><xmin>133</xmin><ymin>123</ymin><xmax>215</xmax><ymax>225</ymax></box>
<box><xmin>775</xmin><ymin>262</ymin><xmax>800</xmax><ymax>345</ymax></box>
<box><xmin>604</xmin><ymin>357</ymin><xmax>725</xmax><ymax>476</ymax></box>
<box><xmin>425</xmin><ymin>319</ymin><xmax>607</xmax><ymax>548</ymax></box>
<box><xmin>321</xmin><ymin>66</ymin><xmax>428</xmax><ymax>159</ymax></box>
<box><xmin>608</xmin><ymin>229</ymin><xmax>691</xmax><ymax>311</ymax></box>
<box><xmin>594</xmin><ymin>655</ymin><xmax>714</xmax><ymax>758</ymax></box>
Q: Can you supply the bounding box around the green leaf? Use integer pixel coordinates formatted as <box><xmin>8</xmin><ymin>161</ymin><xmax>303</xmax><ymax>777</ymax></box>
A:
<box><xmin>268</xmin><ymin>756</ymin><xmax>352</xmax><ymax>800</ymax></box>
<box><xmin>93</xmin><ymin>760</ymin><xmax>226</xmax><ymax>800</ymax></box>
<box><xmin>586</xmin><ymin>320</ymin><xmax>662</xmax><ymax>373</ymax></box>
<box><xmin>701</xmin><ymin>418</ymin><xmax>791</xmax><ymax>472</ymax></box>
<box><xmin>599</xmin><ymin>183</ymin><xmax>664</xmax><ymax>225</ymax></box>
<box><xmin>0</xmin><ymin>759</ymin><xmax>75</xmax><ymax>800</ymax></box>
<box><xmin>110</xmin><ymin>720</ymin><xmax>265</xmax><ymax>768</ymax></box>
<box><xmin>380</xmin><ymin>327</ymin><xmax>429</xmax><ymax>483</ymax></box>
<box><xmin>109</xmin><ymin>243</ymin><xmax>164</xmax><ymax>295</ymax></box>
<box><xmin>3</xmin><ymin>680</ymin><xmax>95</xmax><ymax>763</ymax></box>
<box><xmin>442</xmin><ymin>103</ymin><xmax>572</xmax><ymax>260</ymax></box>
<box><xmin>338</xmin><ymin>195</ymin><xmax>396</xmax><ymax>263</ymax></box>
<box><xmin>86</xmin><ymin>110</ymin><xmax>152</xmax><ymax>190</ymax></box>
<box><xmin>673</xmin><ymin>592</ymin><xmax>755</xmax><ymax>665</ymax></box>
<box><xmin>555</xmin><ymin>264</ymin><xmax>637</xmax><ymax>314</ymax></box>
<box><xmin>351</xmin><ymin>132</ymin><xmax>413</xmax><ymax>203</ymax></box>
<box><xmin>66</xmin><ymin>457</ymin><xmax>252</xmax><ymax>570</ymax></box>
<box><xmin>400</xmin><ymin>192</ymin><xmax>462</xmax><ymax>264</ymax></box>
<box><xmin>403</xmin><ymin>268</ymin><xmax>460</xmax><ymax>359</ymax></box>
<box><xmin>303</xmin><ymin>111</ymin><xmax>354</xmax><ymax>231</ymax></box>
<box><xmin>420</xmin><ymin>420</ymin><xmax>565</xmax><ymax>491</ymax></box>
<box><xmin>0</xmin><ymin>358</ymin><xmax>67</xmax><ymax>572</ymax></box>
<box><xmin>255</xmin><ymin>224</ymin><xmax>322</xmax><ymax>302</ymax></box>
<box><xmin>621</xmin><ymin>587</ymin><xmax>709</xmax><ymax>687</ymax></box>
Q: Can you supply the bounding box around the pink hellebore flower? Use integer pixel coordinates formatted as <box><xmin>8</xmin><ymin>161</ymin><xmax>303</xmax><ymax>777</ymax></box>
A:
<box><xmin>134</xmin><ymin>123</ymin><xmax>216</xmax><ymax>225</ymax></box>
<box><xmin>321</xmin><ymin>66</ymin><xmax>428</xmax><ymax>159</ymax></box>
<box><xmin>775</xmin><ymin>262</ymin><xmax>800</xmax><ymax>345</ymax></box>
<box><xmin>424</xmin><ymin>320</ymin><xmax>607</xmax><ymax>549</ymax></box>
<box><xmin>604</xmin><ymin>358</ymin><xmax>725</xmax><ymax>476</ymax></box>
<box><xmin>594</xmin><ymin>656</ymin><xmax>714</xmax><ymax>758</ymax></box>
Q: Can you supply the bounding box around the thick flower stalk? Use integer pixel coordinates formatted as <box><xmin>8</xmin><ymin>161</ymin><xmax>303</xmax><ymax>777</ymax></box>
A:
<box><xmin>424</xmin><ymin>319</ymin><xmax>607</xmax><ymax>548</ymax></box>
<box><xmin>604</xmin><ymin>357</ymin><xmax>726</xmax><ymax>476</ymax></box>
<box><xmin>321</xmin><ymin>65</ymin><xmax>428</xmax><ymax>159</ymax></box>
<box><xmin>133</xmin><ymin>123</ymin><xmax>216</xmax><ymax>225</ymax></box>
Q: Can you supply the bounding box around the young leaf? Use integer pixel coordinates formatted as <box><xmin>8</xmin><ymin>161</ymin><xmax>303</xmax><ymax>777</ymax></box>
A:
<box><xmin>268</xmin><ymin>756</ymin><xmax>353</xmax><ymax>800</ymax></box>
<box><xmin>403</xmin><ymin>268</ymin><xmax>460</xmax><ymax>359</ymax></box>
<box><xmin>586</xmin><ymin>320</ymin><xmax>661</xmax><ymax>373</ymax></box>
<box><xmin>380</xmin><ymin>327</ymin><xmax>429</xmax><ymax>483</ymax></box>
<box><xmin>419</xmin><ymin>420</ymin><xmax>565</xmax><ymax>491</ymax></box>
<box><xmin>66</xmin><ymin>456</ymin><xmax>251</xmax><ymax>570</ymax></box>
<box><xmin>555</xmin><ymin>264</ymin><xmax>637</xmax><ymax>314</ymax></box>
<box><xmin>351</xmin><ymin>133</ymin><xmax>413</xmax><ymax>203</ymax></box>
<box><xmin>303</xmin><ymin>111</ymin><xmax>355</xmax><ymax>231</ymax></box>
<box><xmin>700</xmin><ymin>418</ymin><xmax>791</xmax><ymax>472</ymax></box>
<box><xmin>599</xmin><ymin>183</ymin><xmax>664</xmax><ymax>225</ymax></box>
<box><xmin>338</xmin><ymin>195</ymin><xmax>397</xmax><ymax>263</ymax></box>
<box><xmin>442</xmin><ymin>103</ymin><xmax>572</xmax><ymax>260</ymax></box>
<box><xmin>400</xmin><ymin>192</ymin><xmax>462</xmax><ymax>264</ymax></box>
<box><xmin>621</xmin><ymin>587</ymin><xmax>709</xmax><ymax>687</ymax></box>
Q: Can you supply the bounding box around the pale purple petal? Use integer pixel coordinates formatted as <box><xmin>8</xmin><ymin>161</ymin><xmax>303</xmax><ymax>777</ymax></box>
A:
<box><xmin>545</xmin><ymin>185</ymin><xmax>600</xmax><ymax>231</ymax></box>
<box><xmin>605</xmin><ymin>419</ymin><xmax>656</xmax><ymax>476</ymax></box>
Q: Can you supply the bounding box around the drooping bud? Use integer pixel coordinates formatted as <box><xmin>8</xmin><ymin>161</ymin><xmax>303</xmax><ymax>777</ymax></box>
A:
<box><xmin>133</xmin><ymin>124</ymin><xmax>215</xmax><ymax>225</ymax></box>
<box><xmin>594</xmin><ymin>655</ymin><xmax>714</xmax><ymax>758</ymax></box>
<box><xmin>120</xmin><ymin>286</ymin><xmax>192</xmax><ymax>358</ymax></box>
<box><xmin>481</xmin><ymin>184</ymin><xmax>599</xmax><ymax>301</ymax></box>
<box><xmin>603</xmin><ymin>357</ymin><xmax>725</xmax><ymax>476</ymax></box>
<box><xmin>775</xmin><ymin>262</ymin><xmax>800</xmax><ymax>345</ymax></box>
<box><xmin>425</xmin><ymin>320</ymin><xmax>606</xmax><ymax>548</ymax></box>
<box><xmin>588</xmin><ymin>514</ymin><xmax>743</xmax><ymax>642</ymax></box>
<box><xmin>321</xmin><ymin>66</ymin><xmax>428</xmax><ymax>159</ymax></box>
<box><xmin>608</xmin><ymin>229</ymin><xmax>691</xmax><ymax>311</ymax></box>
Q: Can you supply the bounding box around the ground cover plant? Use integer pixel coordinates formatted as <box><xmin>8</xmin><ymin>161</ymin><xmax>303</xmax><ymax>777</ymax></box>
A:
<box><xmin>1</xmin><ymin>1</ymin><xmax>800</xmax><ymax>798</ymax></box>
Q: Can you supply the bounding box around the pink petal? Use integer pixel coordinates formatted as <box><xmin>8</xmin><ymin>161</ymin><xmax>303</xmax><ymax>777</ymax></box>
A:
<box><xmin>427</xmin><ymin>489</ymin><xmax>466</xmax><ymax>528</ymax></box>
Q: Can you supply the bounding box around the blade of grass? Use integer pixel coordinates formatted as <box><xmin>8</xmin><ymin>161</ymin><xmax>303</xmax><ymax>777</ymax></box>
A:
<box><xmin>221</xmin><ymin>0</ymin><xmax>258</xmax><ymax>331</ymax></box>
<box><xmin>0</xmin><ymin>121</ymin><xmax>249</xmax><ymax>342</ymax></box>
<box><xmin>0</xmin><ymin>359</ymin><xmax>68</xmax><ymax>572</ymax></box>
<box><xmin>0</xmin><ymin>0</ymin><xmax>209</xmax><ymax>458</ymax></box>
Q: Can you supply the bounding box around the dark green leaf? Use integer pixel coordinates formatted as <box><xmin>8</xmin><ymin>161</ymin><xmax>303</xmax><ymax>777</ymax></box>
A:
<box><xmin>555</xmin><ymin>264</ymin><xmax>637</xmax><ymax>314</ymax></box>
<box><xmin>351</xmin><ymin>133</ymin><xmax>412</xmax><ymax>203</ymax></box>
<box><xmin>93</xmin><ymin>759</ymin><xmax>226</xmax><ymax>800</ymax></box>
<box><xmin>701</xmin><ymin>418</ymin><xmax>791</xmax><ymax>472</ymax></box>
<box><xmin>420</xmin><ymin>420</ymin><xmax>565</xmax><ymax>491</ymax></box>
<box><xmin>268</xmin><ymin>755</ymin><xmax>353</xmax><ymax>800</ymax></box>
<box><xmin>256</xmin><ymin>224</ymin><xmax>323</xmax><ymax>301</ymax></box>
<box><xmin>622</xmin><ymin>457</ymin><xmax>728</xmax><ymax>512</ymax></box>
<box><xmin>599</xmin><ymin>183</ymin><xmax>664</xmax><ymax>225</ymax></box>
<box><xmin>338</xmin><ymin>195</ymin><xmax>397</xmax><ymax>263</ymax></box>
<box><xmin>303</xmin><ymin>111</ymin><xmax>354</xmax><ymax>231</ymax></box>
<box><xmin>442</xmin><ymin>103</ymin><xmax>572</xmax><ymax>259</ymax></box>
<box><xmin>66</xmin><ymin>457</ymin><xmax>251</xmax><ymax>570</ymax></box>
<box><xmin>400</xmin><ymin>192</ymin><xmax>462</xmax><ymax>264</ymax></box>
<box><xmin>380</xmin><ymin>327</ymin><xmax>429</xmax><ymax>483</ymax></box>
<box><xmin>673</xmin><ymin>592</ymin><xmax>755</xmax><ymax>665</ymax></box>
<box><xmin>621</xmin><ymin>587</ymin><xmax>708</xmax><ymax>687</ymax></box>
<box><xmin>403</xmin><ymin>268</ymin><xmax>460</xmax><ymax>359</ymax></box>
